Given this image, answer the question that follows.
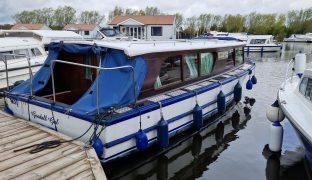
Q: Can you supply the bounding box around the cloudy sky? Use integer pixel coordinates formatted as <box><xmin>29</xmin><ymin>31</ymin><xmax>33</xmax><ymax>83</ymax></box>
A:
<box><xmin>0</xmin><ymin>0</ymin><xmax>311</xmax><ymax>23</ymax></box>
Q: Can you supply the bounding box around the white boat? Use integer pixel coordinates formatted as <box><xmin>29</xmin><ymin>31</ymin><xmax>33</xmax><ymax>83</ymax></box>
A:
<box><xmin>0</xmin><ymin>30</ymin><xmax>83</xmax><ymax>89</ymax></box>
<box><xmin>0</xmin><ymin>37</ymin><xmax>47</xmax><ymax>89</ymax></box>
<box><xmin>3</xmin><ymin>39</ymin><xmax>256</xmax><ymax>163</ymax></box>
<box><xmin>276</xmin><ymin>52</ymin><xmax>312</xmax><ymax>168</ymax></box>
<box><xmin>284</xmin><ymin>33</ymin><xmax>312</xmax><ymax>43</ymax></box>
<box><xmin>244</xmin><ymin>35</ymin><xmax>282</xmax><ymax>52</ymax></box>
<box><xmin>0</xmin><ymin>30</ymin><xmax>83</xmax><ymax>50</ymax></box>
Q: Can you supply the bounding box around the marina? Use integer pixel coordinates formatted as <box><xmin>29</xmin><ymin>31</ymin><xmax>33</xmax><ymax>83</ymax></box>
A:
<box><xmin>0</xmin><ymin>1</ymin><xmax>312</xmax><ymax>179</ymax></box>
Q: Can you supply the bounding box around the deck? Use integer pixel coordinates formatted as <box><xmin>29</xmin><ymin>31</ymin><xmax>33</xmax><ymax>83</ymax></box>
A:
<box><xmin>0</xmin><ymin>111</ymin><xmax>106</xmax><ymax>180</ymax></box>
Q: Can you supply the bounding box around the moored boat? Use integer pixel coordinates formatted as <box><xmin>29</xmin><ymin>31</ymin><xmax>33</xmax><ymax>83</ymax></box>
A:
<box><xmin>3</xmin><ymin>39</ymin><xmax>256</xmax><ymax>162</ymax></box>
<box><xmin>0</xmin><ymin>37</ymin><xmax>47</xmax><ymax>89</ymax></box>
<box><xmin>272</xmin><ymin>51</ymin><xmax>312</xmax><ymax>168</ymax></box>
<box><xmin>284</xmin><ymin>33</ymin><xmax>312</xmax><ymax>43</ymax></box>
<box><xmin>244</xmin><ymin>35</ymin><xmax>282</xmax><ymax>52</ymax></box>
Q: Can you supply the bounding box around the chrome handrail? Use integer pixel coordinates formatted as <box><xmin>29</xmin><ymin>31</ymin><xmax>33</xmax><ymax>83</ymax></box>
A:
<box><xmin>1</xmin><ymin>54</ymin><xmax>33</xmax><ymax>95</ymax></box>
<box><xmin>50</xmin><ymin>59</ymin><xmax>136</xmax><ymax>115</ymax></box>
<box><xmin>281</xmin><ymin>58</ymin><xmax>295</xmax><ymax>90</ymax></box>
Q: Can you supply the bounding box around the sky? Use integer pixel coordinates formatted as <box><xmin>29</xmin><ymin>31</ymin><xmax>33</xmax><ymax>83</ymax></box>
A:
<box><xmin>0</xmin><ymin>0</ymin><xmax>312</xmax><ymax>24</ymax></box>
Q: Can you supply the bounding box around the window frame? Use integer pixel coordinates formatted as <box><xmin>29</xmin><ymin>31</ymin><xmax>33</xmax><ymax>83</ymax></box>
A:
<box><xmin>138</xmin><ymin>46</ymin><xmax>243</xmax><ymax>99</ymax></box>
<box><xmin>151</xmin><ymin>26</ymin><xmax>163</xmax><ymax>36</ymax></box>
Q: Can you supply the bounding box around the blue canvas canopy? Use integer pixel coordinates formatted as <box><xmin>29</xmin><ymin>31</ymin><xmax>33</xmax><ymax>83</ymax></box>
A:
<box><xmin>11</xmin><ymin>42</ymin><xmax>147</xmax><ymax>115</ymax></box>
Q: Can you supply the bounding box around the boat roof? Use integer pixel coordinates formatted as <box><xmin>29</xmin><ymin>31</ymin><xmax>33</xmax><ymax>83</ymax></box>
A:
<box><xmin>248</xmin><ymin>35</ymin><xmax>273</xmax><ymax>39</ymax></box>
<box><xmin>0</xmin><ymin>30</ymin><xmax>83</xmax><ymax>45</ymax></box>
<box><xmin>58</xmin><ymin>39</ymin><xmax>246</xmax><ymax>57</ymax></box>
<box><xmin>0</xmin><ymin>37</ymin><xmax>42</xmax><ymax>50</ymax></box>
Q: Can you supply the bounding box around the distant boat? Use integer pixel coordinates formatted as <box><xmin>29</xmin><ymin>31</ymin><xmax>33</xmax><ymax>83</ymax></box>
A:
<box><xmin>0</xmin><ymin>30</ymin><xmax>83</xmax><ymax>89</ymax></box>
<box><xmin>284</xmin><ymin>33</ymin><xmax>312</xmax><ymax>43</ymax></box>
<box><xmin>244</xmin><ymin>35</ymin><xmax>282</xmax><ymax>52</ymax></box>
<box><xmin>0</xmin><ymin>37</ymin><xmax>47</xmax><ymax>89</ymax></box>
<box><xmin>0</xmin><ymin>30</ymin><xmax>83</xmax><ymax>50</ymax></box>
<box><xmin>3</xmin><ymin>39</ymin><xmax>256</xmax><ymax>163</ymax></box>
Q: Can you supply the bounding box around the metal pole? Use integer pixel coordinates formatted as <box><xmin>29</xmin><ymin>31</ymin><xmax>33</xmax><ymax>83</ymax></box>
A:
<box><xmin>1</xmin><ymin>56</ymin><xmax>9</xmax><ymax>89</ymax></box>
<box><xmin>2</xmin><ymin>53</ymin><xmax>33</xmax><ymax>92</ymax></box>
<box><xmin>26</xmin><ymin>56</ymin><xmax>33</xmax><ymax>96</ymax></box>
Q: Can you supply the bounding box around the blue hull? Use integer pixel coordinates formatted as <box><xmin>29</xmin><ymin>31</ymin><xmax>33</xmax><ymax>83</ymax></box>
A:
<box><xmin>289</xmin><ymin>122</ymin><xmax>312</xmax><ymax>168</ymax></box>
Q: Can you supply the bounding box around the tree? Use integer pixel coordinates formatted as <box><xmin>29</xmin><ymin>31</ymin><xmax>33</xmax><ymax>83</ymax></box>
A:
<box><xmin>53</xmin><ymin>6</ymin><xmax>76</xmax><ymax>28</ymax></box>
<box><xmin>145</xmin><ymin>6</ymin><xmax>161</xmax><ymax>15</ymax></box>
<box><xmin>108</xmin><ymin>6</ymin><xmax>124</xmax><ymax>21</ymax></box>
<box><xmin>184</xmin><ymin>16</ymin><xmax>197</xmax><ymax>38</ymax></box>
<box><xmin>79</xmin><ymin>11</ymin><xmax>105</xmax><ymax>25</ymax></box>
<box><xmin>197</xmin><ymin>14</ymin><xmax>212</xmax><ymax>34</ymax></box>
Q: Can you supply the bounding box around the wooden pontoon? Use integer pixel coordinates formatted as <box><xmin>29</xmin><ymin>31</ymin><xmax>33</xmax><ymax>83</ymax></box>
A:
<box><xmin>0</xmin><ymin>111</ymin><xmax>106</xmax><ymax>180</ymax></box>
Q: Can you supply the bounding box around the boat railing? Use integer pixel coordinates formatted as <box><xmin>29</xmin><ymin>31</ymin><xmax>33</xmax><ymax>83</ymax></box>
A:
<box><xmin>1</xmin><ymin>53</ymin><xmax>33</xmax><ymax>94</ymax></box>
<box><xmin>281</xmin><ymin>58</ymin><xmax>295</xmax><ymax>90</ymax></box>
<box><xmin>50</xmin><ymin>60</ymin><xmax>136</xmax><ymax>115</ymax></box>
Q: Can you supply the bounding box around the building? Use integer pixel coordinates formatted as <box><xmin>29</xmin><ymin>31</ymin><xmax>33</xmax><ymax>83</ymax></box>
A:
<box><xmin>11</xmin><ymin>24</ymin><xmax>51</xmax><ymax>30</ymax></box>
<box><xmin>108</xmin><ymin>15</ymin><xmax>176</xmax><ymax>40</ymax></box>
<box><xmin>63</xmin><ymin>24</ymin><xmax>99</xmax><ymax>39</ymax></box>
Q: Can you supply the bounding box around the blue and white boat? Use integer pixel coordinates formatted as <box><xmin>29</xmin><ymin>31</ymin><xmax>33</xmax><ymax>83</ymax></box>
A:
<box><xmin>2</xmin><ymin>39</ymin><xmax>256</xmax><ymax>162</ymax></box>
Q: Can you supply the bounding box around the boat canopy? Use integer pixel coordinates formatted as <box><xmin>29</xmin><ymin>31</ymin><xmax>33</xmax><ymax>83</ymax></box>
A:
<box><xmin>11</xmin><ymin>42</ymin><xmax>147</xmax><ymax>115</ymax></box>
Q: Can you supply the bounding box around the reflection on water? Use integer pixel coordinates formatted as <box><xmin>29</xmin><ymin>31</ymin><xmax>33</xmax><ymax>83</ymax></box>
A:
<box><xmin>105</xmin><ymin>104</ymin><xmax>252</xmax><ymax>180</ymax></box>
<box><xmin>105</xmin><ymin>42</ymin><xmax>312</xmax><ymax>180</ymax></box>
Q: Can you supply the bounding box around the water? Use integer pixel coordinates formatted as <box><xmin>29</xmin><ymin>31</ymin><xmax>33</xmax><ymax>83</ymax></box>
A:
<box><xmin>105</xmin><ymin>42</ymin><xmax>312</xmax><ymax>180</ymax></box>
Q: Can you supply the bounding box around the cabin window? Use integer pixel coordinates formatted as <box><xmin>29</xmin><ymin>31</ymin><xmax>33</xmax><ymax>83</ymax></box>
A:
<box><xmin>183</xmin><ymin>54</ymin><xmax>198</xmax><ymax>80</ymax></box>
<box><xmin>151</xmin><ymin>27</ymin><xmax>162</xmax><ymax>36</ymax></box>
<box><xmin>303</xmin><ymin>78</ymin><xmax>312</xmax><ymax>100</ymax></box>
<box><xmin>0</xmin><ymin>51</ymin><xmax>14</xmax><ymax>60</ymax></box>
<box><xmin>299</xmin><ymin>77</ymin><xmax>308</xmax><ymax>95</ymax></box>
<box><xmin>13</xmin><ymin>49</ymin><xmax>29</xmax><ymax>58</ymax></box>
<box><xmin>226</xmin><ymin>49</ymin><xmax>234</xmax><ymax>69</ymax></box>
<box><xmin>31</xmin><ymin>48</ymin><xmax>42</xmax><ymax>56</ymax></box>
<box><xmin>200</xmin><ymin>52</ymin><xmax>214</xmax><ymax>75</ymax></box>
<box><xmin>235</xmin><ymin>49</ymin><xmax>243</xmax><ymax>65</ymax></box>
<box><xmin>250</xmin><ymin>39</ymin><xmax>266</xmax><ymax>44</ymax></box>
<box><xmin>154</xmin><ymin>56</ymin><xmax>181</xmax><ymax>88</ymax></box>
<box><xmin>84</xmin><ymin>31</ymin><xmax>90</xmax><ymax>35</ymax></box>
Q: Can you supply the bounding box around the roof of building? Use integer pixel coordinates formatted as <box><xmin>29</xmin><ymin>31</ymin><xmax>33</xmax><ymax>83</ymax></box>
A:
<box><xmin>63</xmin><ymin>24</ymin><xmax>97</xmax><ymax>31</ymax></box>
<box><xmin>56</xmin><ymin>39</ymin><xmax>245</xmax><ymax>57</ymax></box>
<box><xmin>109</xmin><ymin>15</ymin><xmax>176</xmax><ymax>25</ymax></box>
<box><xmin>11</xmin><ymin>24</ymin><xmax>47</xmax><ymax>30</ymax></box>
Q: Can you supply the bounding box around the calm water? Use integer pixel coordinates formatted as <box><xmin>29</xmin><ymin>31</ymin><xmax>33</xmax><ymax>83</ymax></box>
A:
<box><xmin>104</xmin><ymin>42</ymin><xmax>312</xmax><ymax>180</ymax></box>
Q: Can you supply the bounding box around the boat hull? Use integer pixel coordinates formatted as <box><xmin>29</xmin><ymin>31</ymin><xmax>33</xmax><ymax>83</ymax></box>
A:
<box><xmin>278</xmin><ymin>76</ymin><xmax>312</xmax><ymax>169</ymax></box>
<box><xmin>244</xmin><ymin>45</ymin><xmax>282</xmax><ymax>52</ymax></box>
<box><xmin>4</xmin><ymin>63</ymin><xmax>255</xmax><ymax>162</ymax></box>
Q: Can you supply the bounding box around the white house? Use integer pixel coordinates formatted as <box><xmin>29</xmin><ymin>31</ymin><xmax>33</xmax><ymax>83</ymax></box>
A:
<box><xmin>108</xmin><ymin>15</ymin><xmax>176</xmax><ymax>40</ymax></box>
<box><xmin>11</xmin><ymin>24</ymin><xmax>51</xmax><ymax>30</ymax></box>
<box><xmin>63</xmin><ymin>24</ymin><xmax>99</xmax><ymax>39</ymax></box>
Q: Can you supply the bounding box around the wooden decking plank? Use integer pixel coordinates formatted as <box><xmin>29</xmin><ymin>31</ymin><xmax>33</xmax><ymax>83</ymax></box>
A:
<box><xmin>43</xmin><ymin>160</ymin><xmax>91</xmax><ymax>180</ymax></box>
<box><xmin>0</xmin><ymin>117</ymin><xmax>20</xmax><ymax>124</ymax></box>
<box><xmin>15</xmin><ymin>151</ymin><xmax>86</xmax><ymax>180</ymax></box>
<box><xmin>0</xmin><ymin>145</ymin><xmax>80</xmax><ymax>179</ymax></box>
<box><xmin>0</xmin><ymin>129</ymin><xmax>42</xmax><ymax>144</ymax></box>
<box><xmin>85</xmin><ymin>148</ymin><xmax>107</xmax><ymax>180</ymax></box>
<box><xmin>0</xmin><ymin>125</ymin><xmax>33</xmax><ymax>139</ymax></box>
<box><xmin>0</xmin><ymin>121</ymin><xmax>28</xmax><ymax>132</ymax></box>
<box><xmin>71</xmin><ymin>170</ymin><xmax>94</xmax><ymax>180</ymax></box>
<box><xmin>0</xmin><ymin>132</ymin><xmax>49</xmax><ymax>153</ymax></box>
<box><xmin>0</xmin><ymin>113</ymin><xmax>7</xmax><ymax>118</ymax></box>
<box><xmin>0</xmin><ymin>136</ymin><xmax>56</xmax><ymax>162</ymax></box>
<box><xmin>0</xmin><ymin>111</ymin><xmax>106</xmax><ymax>179</ymax></box>
<box><xmin>0</xmin><ymin>143</ymin><xmax>72</xmax><ymax>172</ymax></box>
